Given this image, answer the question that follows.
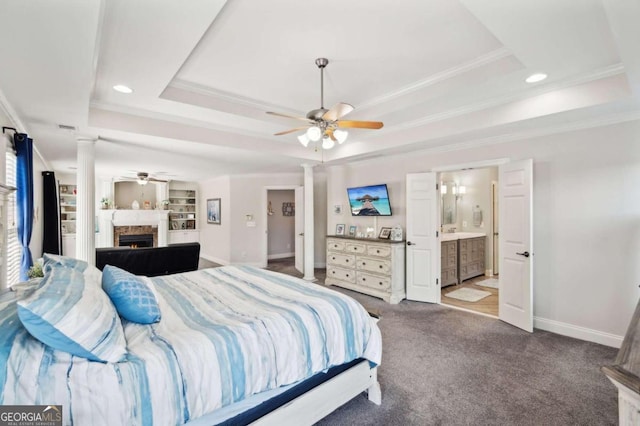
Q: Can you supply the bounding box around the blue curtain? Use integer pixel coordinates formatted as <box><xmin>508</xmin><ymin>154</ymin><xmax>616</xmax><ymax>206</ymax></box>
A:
<box><xmin>14</xmin><ymin>133</ymin><xmax>34</xmax><ymax>281</ymax></box>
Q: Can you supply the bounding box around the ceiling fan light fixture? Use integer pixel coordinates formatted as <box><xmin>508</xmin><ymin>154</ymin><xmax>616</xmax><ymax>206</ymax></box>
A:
<box><xmin>137</xmin><ymin>179</ymin><xmax>148</xmax><ymax>186</ymax></box>
<box><xmin>306</xmin><ymin>126</ymin><xmax>322</xmax><ymax>142</ymax></box>
<box><xmin>322</xmin><ymin>137</ymin><xmax>335</xmax><ymax>150</ymax></box>
<box><xmin>333</xmin><ymin>129</ymin><xmax>348</xmax><ymax>144</ymax></box>
<box><xmin>297</xmin><ymin>133</ymin><xmax>310</xmax><ymax>147</ymax></box>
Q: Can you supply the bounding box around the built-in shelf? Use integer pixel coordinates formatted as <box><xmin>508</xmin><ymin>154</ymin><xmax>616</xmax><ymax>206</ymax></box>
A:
<box><xmin>59</xmin><ymin>183</ymin><xmax>77</xmax><ymax>235</ymax></box>
<box><xmin>168</xmin><ymin>187</ymin><xmax>197</xmax><ymax>231</ymax></box>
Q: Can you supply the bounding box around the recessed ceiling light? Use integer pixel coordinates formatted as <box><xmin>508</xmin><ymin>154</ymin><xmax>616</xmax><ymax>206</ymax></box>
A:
<box><xmin>525</xmin><ymin>73</ymin><xmax>547</xmax><ymax>83</ymax></box>
<box><xmin>112</xmin><ymin>84</ymin><xmax>133</xmax><ymax>94</ymax></box>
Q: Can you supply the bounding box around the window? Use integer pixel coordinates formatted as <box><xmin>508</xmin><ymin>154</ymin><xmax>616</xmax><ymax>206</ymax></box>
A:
<box><xmin>6</xmin><ymin>147</ymin><xmax>19</xmax><ymax>286</ymax></box>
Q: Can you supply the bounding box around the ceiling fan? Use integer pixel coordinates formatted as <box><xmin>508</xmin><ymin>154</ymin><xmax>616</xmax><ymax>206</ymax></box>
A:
<box><xmin>120</xmin><ymin>172</ymin><xmax>168</xmax><ymax>185</ymax></box>
<box><xmin>267</xmin><ymin>58</ymin><xmax>383</xmax><ymax>150</ymax></box>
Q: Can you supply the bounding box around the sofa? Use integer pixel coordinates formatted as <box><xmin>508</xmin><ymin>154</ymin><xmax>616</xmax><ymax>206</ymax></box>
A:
<box><xmin>95</xmin><ymin>243</ymin><xmax>201</xmax><ymax>277</ymax></box>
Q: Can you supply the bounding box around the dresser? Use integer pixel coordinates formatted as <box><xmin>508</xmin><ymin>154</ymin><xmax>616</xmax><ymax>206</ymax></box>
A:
<box><xmin>326</xmin><ymin>236</ymin><xmax>405</xmax><ymax>304</ymax></box>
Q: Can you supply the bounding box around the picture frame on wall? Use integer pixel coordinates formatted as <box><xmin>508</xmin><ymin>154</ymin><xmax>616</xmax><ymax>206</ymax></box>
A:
<box><xmin>336</xmin><ymin>223</ymin><xmax>346</xmax><ymax>236</ymax></box>
<box><xmin>378</xmin><ymin>227</ymin><xmax>392</xmax><ymax>239</ymax></box>
<box><xmin>207</xmin><ymin>198</ymin><xmax>221</xmax><ymax>224</ymax></box>
<box><xmin>348</xmin><ymin>225</ymin><xmax>357</xmax><ymax>237</ymax></box>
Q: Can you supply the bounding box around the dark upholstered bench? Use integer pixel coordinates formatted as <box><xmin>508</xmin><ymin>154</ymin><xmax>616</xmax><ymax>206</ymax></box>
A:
<box><xmin>95</xmin><ymin>243</ymin><xmax>200</xmax><ymax>277</ymax></box>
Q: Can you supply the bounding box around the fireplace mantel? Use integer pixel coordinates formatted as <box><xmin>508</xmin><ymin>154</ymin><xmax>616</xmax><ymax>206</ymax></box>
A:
<box><xmin>97</xmin><ymin>209</ymin><xmax>170</xmax><ymax>248</ymax></box>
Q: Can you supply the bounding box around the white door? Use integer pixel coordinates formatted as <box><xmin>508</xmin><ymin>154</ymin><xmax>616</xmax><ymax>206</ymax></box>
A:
<box><xmin>294</xmin><ymin>186</ymin><xmax>304</xmax><ymax>274</ymax></box>
<box><xmin>499</xmin><ymin>159</ymin><xmax>533</xmax><ymax>332</ymax></box>
<box><xmin>405</xmin><ymin>173</ymin><xmax>440</xmax><ymax>303</ymax></box>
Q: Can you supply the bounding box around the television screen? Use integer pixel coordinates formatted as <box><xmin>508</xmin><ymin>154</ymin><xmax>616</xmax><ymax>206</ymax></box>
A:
<box><xmin>347</xmin><ymin>184</ymin><xmax>392</xmax><ymax>216</ymax></box>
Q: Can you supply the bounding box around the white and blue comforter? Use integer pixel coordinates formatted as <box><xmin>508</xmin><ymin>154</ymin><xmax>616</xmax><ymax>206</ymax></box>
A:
<box><xmin>0</xmin><ymin>266</ymin><xmax>382</xmax><ymax>425</ymax></box>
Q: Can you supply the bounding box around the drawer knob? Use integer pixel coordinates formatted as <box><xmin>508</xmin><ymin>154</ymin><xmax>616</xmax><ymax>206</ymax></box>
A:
<box><xmin>376</xmin><ymin>250</ymin><xmax>380</xmax><ymax>253</ymax></box>
<box><xmin>346</xmin><ymin>259</ymin><xmax>349</xmax><ymax>262</ymax></box>
<box><xmin>346</xmin><ymin>274</ymin><xmax>349</xmax><ymax>277</ymax></box>
<box><xmin>332</xmin><ymin>257</ymin><xmax>335</xmax><ymax>260</ymax></box>
<box><xmin>332</xmin><ymin>271</ymin><xmax>335</xmax><ymax>274</ymax></box>
<box><xmin>362</xmin><ymin>262</ymin><xmax>366</xmax><ymax>265</ymax></box>
<box><xmin>379</xmin><ymin>265</ymin><xmax>383</xmax><ymax>269</ymax></box>
<box><xmin>379</xmin><ymin>282</ymin><xmax>383</xmax><ymax>286</ymax></box>
<box><xmin>362</xmin><ymin>277</ymin><xmax>366</xmax><ymax>281</ymax></box>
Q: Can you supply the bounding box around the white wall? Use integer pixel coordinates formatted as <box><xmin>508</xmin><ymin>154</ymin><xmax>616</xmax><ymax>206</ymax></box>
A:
<box><xmin>326</xmin><ymin>119</ymin><xmax>640</xmax><ymax>346</ymax></box>
<box><xmin>199</xmin><ymin>175</ymin><xmax>231</xmax><ymax>264</ymax></box>
<box><xmin>230</xmin><ymin>173</ymin><xmax>303</xmax><ymax>265</ymax></box>
<box><xmin>267</xmin><ymin>190</ymin><xmax>295</xmax><ymax>258</ymax></box>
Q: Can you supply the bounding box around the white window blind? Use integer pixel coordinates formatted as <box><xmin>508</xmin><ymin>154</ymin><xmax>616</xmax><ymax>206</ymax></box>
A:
<box><xmin>6</xmin><ymin>149</ymin><xmax>19</xmax><ymax>286</ymax></box>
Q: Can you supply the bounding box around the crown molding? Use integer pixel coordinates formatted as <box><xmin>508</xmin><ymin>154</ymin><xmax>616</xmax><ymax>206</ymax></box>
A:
<box><xmin>375</xmin><ymin>63</ymin><xmax>626</xmax><ymax>133</ymax></box>
<box><xmin>0</xmin><ymin>87</ymin><xmax>51</xmax><ymax>170</ymax></box>
<box><xmin>167</xmin><ymin>79</ymin><xmax>304</xmax><ymax>117</ymax></box>
<box><xmin>338</xmin><ymin>108</ymin><xmax>640</xmax><ymax>167</ymax></box>
<box><xmin>357</xmin><ymin>47</ymin><xmax>514</xmax><ymax>110</ymax></box>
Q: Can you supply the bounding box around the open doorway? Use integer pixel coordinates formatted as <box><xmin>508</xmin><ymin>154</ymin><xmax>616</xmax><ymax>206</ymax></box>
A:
<box><xmin>266</xmin><ymin>189</ymin><xmax>296</xmax><ymax>269</ymax></box>
<box><xmin>438</xmin><ymin>166</ymin><xmax>499</xmax><ymax>317</ymax></box>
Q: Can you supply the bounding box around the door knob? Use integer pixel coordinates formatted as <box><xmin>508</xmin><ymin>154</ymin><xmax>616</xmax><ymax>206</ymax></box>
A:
<box><xmin>516</xmin><ymin>251</ymin><xmax>530</xmax><ymax>257</ymax></box>
<box><xmin>407</xmin><ymin>241</ymin><xmax>414</xmax><ymax>246</ymax></box>
<box><xmin>299</xmin><ymin>233</ymin><xmax>304</xmax><ymax>236</ymax></box>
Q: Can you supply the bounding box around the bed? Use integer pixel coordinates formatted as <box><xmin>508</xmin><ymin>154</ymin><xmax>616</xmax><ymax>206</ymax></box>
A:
<box><xmin>0</xmin><ymin>259</ymin><xmax>382</xmax><ymax>425</ymax></box>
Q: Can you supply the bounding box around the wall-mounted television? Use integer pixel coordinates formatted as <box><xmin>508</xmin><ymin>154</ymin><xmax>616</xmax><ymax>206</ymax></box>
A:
<box><xmin>347</xmin><ymin>184</ymin><xmax>392</xmax><ymax>216</ymax></box>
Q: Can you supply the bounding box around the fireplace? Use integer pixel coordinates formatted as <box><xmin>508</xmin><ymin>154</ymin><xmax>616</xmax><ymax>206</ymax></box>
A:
<box><xmin>119</xmin><ymin>234</ymin><xmax>154</xmax><ymax>248</ymax></box>
<box><xmin>114</xmin><ymin>225</ymin><xmax>158</xmax><ymax>247</ymax></box>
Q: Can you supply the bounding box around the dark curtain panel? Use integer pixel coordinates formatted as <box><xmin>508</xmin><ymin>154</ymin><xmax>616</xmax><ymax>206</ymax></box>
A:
<box><xmin>42</xmin><ymin>171</ymin><xmax>61</xmax><ymax>255</ymax></box>
<box><xmin>14</xmin><ymin>133</ymin><xmax>34</xmax><ymax>281</ymax></box>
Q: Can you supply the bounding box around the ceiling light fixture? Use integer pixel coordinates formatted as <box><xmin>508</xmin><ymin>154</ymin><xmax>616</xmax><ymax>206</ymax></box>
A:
<box><xmin>113</xmin><ymin>84</ymin><xmax>134</xmax><ymax>94</ymax></box>
<box><xmin>525</xmin><ymin>73</ymin><xmax>547</xmax><ymax>83</ymax></box>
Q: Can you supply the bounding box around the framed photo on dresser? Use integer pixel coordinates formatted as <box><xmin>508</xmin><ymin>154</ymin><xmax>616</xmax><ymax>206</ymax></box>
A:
<box><xmin>336</xmin><ymin>224</ymin><xmax>346</xmax><ymax>236</ymax></box>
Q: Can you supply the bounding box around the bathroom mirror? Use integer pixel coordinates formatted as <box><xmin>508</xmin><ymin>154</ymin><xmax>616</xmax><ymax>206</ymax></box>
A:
<box><xmin>441</xmin><ymin>181</ymin><xmax>457</xmax><ymax>225</ymax></box>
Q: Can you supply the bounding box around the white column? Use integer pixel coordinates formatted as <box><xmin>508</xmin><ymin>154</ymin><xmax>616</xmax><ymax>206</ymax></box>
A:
<box><xmin>158</xmin><ymin>212</ymin><xmax>169</xmax><ymax>247</ymax></box>
<box><xmin>76</xmin><ymin>138</ymin><xmax>96</xmax><ymax>264</ymax></box>
<box><xmin>302</xmin><ymin>164</ymin><xmax>316</xmax><ymax>281</ymax></box>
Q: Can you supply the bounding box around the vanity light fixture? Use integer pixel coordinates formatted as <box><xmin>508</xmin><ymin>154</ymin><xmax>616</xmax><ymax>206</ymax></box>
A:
<box><xmin>525</xmin><ymin>73</ymin><xmax>547</xmax><ymax>83</ymax></box>
<box><xmin>441</xmin><ymin>184</ymin><xmax>447</xmax><ymax>194</ymax></box>
<box><xmin>456</xmin><ymin>185</ymin><xmax>466</xmax><ymax>200</ymax></box>
<box><xmin>113</xmin><ymin>84</ymin><xmax>134</xmax><ymax>94</ymax></box>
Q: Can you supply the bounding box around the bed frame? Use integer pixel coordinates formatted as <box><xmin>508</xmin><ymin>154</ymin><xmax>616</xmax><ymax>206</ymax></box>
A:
<box><xmin>253</xmin><ymin>361</ymin><xmax>381</xmax><ymax>425</ymax></box>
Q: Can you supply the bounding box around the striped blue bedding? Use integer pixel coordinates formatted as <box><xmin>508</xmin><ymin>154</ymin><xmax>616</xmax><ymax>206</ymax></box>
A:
<box><xmin>0</xmin><ymin>266</ymin><xmax>382</xmax><ymax>425</ymax></box>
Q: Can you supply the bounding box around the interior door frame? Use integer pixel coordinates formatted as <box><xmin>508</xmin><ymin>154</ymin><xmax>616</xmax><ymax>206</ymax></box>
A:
<box><xmin>262</xmin><ymin>185</ymin><xmax>301</xmax><ymax>268</ymax></box>
<box><xmin>433</xmin><ymin>158</ymin><xmax>511</xmax><ymax>313</ymax></box>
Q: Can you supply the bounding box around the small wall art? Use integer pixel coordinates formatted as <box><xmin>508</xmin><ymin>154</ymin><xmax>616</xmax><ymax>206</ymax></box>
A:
<box><xmin>207</xmin><ymin>198</ymin><xmax>221</xmax><ymax>224</ymax></box>
<box><xmin>336</xmin><ymin>224</ymin><xmax>346</xmax><ymax>236</ymax></box>
<box><xmin>349</xmin><ymin>225</ymin><xmax>357</xmax><ymax>237</ymax></box>
<box><xmin>282</xmin><ymin>202</ymin><xmax>295</xmax><ymax>216</ymax></box>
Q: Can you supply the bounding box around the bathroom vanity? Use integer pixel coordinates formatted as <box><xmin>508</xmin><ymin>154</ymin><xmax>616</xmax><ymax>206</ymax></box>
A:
<box><xmin>441</xmin><ymin>232</ymin><xmax>486</xmax><ymax>286</ymax></box>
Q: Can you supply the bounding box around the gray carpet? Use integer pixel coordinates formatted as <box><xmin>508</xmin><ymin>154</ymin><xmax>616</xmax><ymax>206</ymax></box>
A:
<box><xmin>204</xmin><ymin>258</ymin><xmax>619</xmax><ymax>425</ymax></box>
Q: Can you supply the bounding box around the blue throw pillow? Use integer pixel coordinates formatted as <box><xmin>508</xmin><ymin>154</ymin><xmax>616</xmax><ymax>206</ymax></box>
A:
<box><xmin>102</xmin><ymin>265</ymin><xmax>161</xmax><ymax>324</ymax></box>
<box><xmin>17</xmin><ymin>265</ymin><xmax>127</xmax><ymax>363</ymax></box>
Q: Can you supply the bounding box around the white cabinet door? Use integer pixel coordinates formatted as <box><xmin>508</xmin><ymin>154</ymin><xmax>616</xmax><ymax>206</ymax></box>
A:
<box><xmin>168</xmin><ymin>231</ymin><xmax>200</xmax><ymax>245</ymax></box>
<box><xmin>62</xmin><ymin>235</ymin><xmax>76</xmax><ymax>258</ymax></box>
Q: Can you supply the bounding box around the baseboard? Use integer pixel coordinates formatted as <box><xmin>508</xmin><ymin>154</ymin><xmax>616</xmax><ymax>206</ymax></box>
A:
<box><xmin>534</xmin><ymin>316</ymin><xmax>623</xmax><ymax>348</ymax></box>
<box><xmin>200</xmin><ymin>253</ymin><xmax>229</xmax><ymax>266</ymax></box>
<box><xmin>268</xmin><ymin>252</ymin><xmax>295</xmax><ymax>260</ymax></box>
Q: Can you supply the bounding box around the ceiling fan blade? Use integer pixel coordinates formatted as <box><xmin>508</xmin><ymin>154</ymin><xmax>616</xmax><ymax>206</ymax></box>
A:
<box><xmin>323</xmin><ymin>102</ymin><xmax>354</xmax><ymax>122</ymax></box>
<box><xmin>148</xmin><ymin>177</ymin><xmax>168</xmax><ymax>183</ymax></box>
<box><xmin>274</xmin><ymin>126</ymin><xmax>310</xmax><ymax>136</ymax></box>
<box><xmin>267</xmin><ymin>111</ymin><xmax>314</xmax><ymax>123</ymax></box>
<box><xmin>325</xmin><ymin>128</ymin><xmax>337</xmax><ymax>142</ymax></box>
<box><xmin>337</xmin><ymin>120</ymin><xmax>384</xmax><ymax>129</ymax></box>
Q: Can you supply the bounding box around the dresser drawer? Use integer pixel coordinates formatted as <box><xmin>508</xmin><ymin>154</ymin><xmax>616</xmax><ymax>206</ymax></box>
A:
<box><xmin>345</xmin><ymin>242</ymin><xmax>367</xmax><ymax>254</ymax></box>
<box><xmin>327</xmin><ymin>253</ymin><xmax>356</xmax><ymax>268</ymax></box>
<box><xmin>327</xmin><ymin>239</ymin><xmax>346</xmax><ymax>252</ymax></box>
<box><xmin>327</xmin><ymin>266</ymin><xmax>356</xmax><ymax>283</ymax></box>
<box><xmin>357</xmin><ymin>271</ymin><xmax>391</xmax><ymax>291</ymax></box>
<box><xmin>366</xmin><ymin>244</ymin><xmax>392</xmax><ymax>258</ymax></box>
<box><xmin>356</xmin><ymin>257</ymin><xmax>391</xmax><ymax>274</ymax></box>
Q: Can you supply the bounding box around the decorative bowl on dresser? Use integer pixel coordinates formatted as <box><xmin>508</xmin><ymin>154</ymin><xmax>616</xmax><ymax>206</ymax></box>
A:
<box><xmin>325</xmin><ymin>236</ymin><xmax>405</xmax><ymax>304</ymax></box>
